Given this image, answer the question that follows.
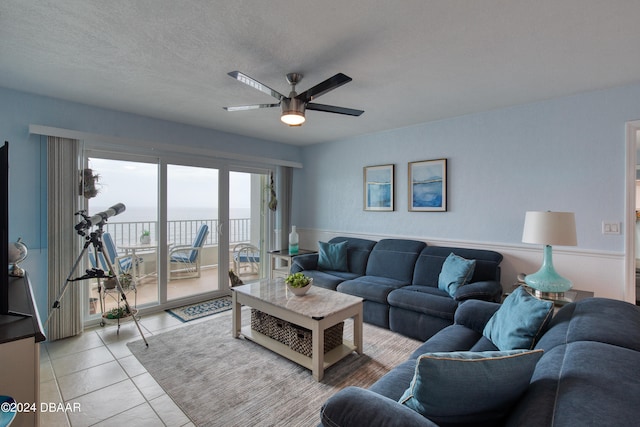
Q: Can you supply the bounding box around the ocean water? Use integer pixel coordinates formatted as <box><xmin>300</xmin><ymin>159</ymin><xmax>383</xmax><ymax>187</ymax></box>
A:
<box><xmin>88</xmin><ymin>205</ymin><xmax>251</xmax><ymax>223</ymax></box>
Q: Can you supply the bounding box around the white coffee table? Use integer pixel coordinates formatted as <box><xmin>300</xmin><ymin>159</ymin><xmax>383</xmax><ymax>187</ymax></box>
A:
<box><xmin>232</xmin><ymin>279</ymin><xmax>364</xmax><ymax>381</ymax></box>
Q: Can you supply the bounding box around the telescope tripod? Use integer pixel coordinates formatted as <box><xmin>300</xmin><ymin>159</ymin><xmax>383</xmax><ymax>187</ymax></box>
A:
<box><xmin>46</xmin><ymin>222</ymin><xmax>149</xmax><ymax>347</ymax></box>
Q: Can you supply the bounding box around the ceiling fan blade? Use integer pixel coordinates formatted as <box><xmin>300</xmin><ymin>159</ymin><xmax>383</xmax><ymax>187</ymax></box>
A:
<box><xmin>223</xmin><ymin>103</ymin><xmax>280</xmax><ymax>111</ymax></box>
<box><xmin>306</xmin><ymin>102</ymin><xmax>364</xmax><ymax>116</ymax></box>
<box><xmin>296</xmin><ymin>73</ymin><xmax>352</xmax><ymax>102</ymax></box>
<box><xmin>227</xmin><ymin>71</ymin><xmax>285</xmax><ymax>101</ymax></box>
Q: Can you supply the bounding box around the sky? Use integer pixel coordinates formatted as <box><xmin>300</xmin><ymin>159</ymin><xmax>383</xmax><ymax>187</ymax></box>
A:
<box><xmin>87</xmin><ymin>157</ymin><xmax>252</xmax><ymax>220</ymax></box>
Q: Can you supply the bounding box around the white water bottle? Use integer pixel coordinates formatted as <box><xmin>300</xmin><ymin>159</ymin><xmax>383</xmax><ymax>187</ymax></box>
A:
<box><xmin>289</xmin><ymin>226</ymin><xmax>299</xmax><ymax>255</ymax></box>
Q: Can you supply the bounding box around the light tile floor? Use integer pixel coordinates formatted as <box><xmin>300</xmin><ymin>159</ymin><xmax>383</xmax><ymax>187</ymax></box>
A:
<box><xmin>40</xmin><ymin>309</ymin><xmax>222</xmax><ymax>426</ymax></box>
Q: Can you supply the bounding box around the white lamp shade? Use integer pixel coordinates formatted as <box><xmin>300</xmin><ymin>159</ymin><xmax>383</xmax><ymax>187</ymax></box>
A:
<box><xmin>522</xmin><ymin>211</ymin><xmax>577</xmax><ymax>246</ymax></box>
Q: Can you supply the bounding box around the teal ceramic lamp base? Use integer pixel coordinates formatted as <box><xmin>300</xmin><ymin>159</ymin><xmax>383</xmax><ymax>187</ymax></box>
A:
<box><xmin>524</xmin><ymin>245</ymin><xmax>572</xmax><ymax>298</ymax></box>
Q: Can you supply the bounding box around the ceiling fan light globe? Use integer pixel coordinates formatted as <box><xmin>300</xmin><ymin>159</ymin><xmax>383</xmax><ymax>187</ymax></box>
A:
<box><xmin>281</xmin><ymin>112</ymin><xmax>305</xmax><ymax>126</ymax></box>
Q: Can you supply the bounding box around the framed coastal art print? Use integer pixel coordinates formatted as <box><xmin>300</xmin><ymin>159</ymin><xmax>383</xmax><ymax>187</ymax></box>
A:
<box><xmin>408</xmin><ymin>158</ymin><xmax>447</xmax><ymax>211</ymax></box>
<box><xmin>364</xmin><ymin>164</ymin><xmax>394</xmax><ymax>211</ymax></box>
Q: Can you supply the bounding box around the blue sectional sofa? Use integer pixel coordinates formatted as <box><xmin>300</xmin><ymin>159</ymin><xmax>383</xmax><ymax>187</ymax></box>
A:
<box><xmin>291</xmin><ymin>237</ymin><xmax>503</xmax><ymax>341</ymax></box>
<box><xmin>320</xmin><ymin>297</ymin><xmax>640</xmax><ymax>426</ymax></box>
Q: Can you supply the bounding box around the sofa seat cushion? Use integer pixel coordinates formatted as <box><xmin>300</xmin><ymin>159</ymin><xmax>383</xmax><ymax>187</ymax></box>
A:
<box><xmin>507</xmin><ymin>341</ymin><xmax>640</xmax><ymax>427</ymax></box>
<box><xmin>399</xmin><ymin>350</ymin><xmax>544</xmax><ymax>426</ymax></box>
<box><xmin>299</xmin><ymin>270</ymin><xmax>347</xmax><ymax>291</ymax></box>
<box><xmin>388</xmin><ymin>286</ymin><xmax>458</xmax><ymax>320</ymax></box>
<box><xmin>338</xmin><ymin>276</ymin><xmax>409</xmax><ymax>304</ymax></box>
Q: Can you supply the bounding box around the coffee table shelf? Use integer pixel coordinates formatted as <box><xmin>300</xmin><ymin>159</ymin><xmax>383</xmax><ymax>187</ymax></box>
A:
<box><xmin>240</xmin><ymin>326</ymin><xmax>358</xmax><ymax>372</ymax></box>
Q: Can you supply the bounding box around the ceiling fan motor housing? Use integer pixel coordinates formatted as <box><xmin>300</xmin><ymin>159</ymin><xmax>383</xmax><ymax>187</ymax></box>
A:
<box><xmin>281</xmin><ymin>97</ymin><xmax>306</xmax><ymax>126</ymax></box>
<box><xmin>281</xmin><ymin>97</ymin><xmax>306</xmax><ymax>116</ymax></box>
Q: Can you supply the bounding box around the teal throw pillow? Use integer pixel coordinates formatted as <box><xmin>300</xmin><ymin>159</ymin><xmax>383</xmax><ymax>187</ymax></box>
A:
<box><xmin>483</xmin><ymin>286</ymin><xmax>554</xmax><ymax>351</ymax></box>
<box><xmin>399</xmin><ymin>350</ymin><xmax>544</xmax><ymax>425</ymax></box>
<box><xmin>317</xmin><ymin>241</ymin><xmax>348</xmax><ymax>272</ymax></box>
<box><xmin>438</xmin><ymin>253</ymin><xmax>476</xmax><ymax>297</ymax></box>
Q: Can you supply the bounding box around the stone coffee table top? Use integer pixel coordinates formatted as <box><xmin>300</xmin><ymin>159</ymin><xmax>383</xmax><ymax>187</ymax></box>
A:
<box><xmin>233</xmin><ymin>278</ymin><xmax>363</xmax><ymax>319</ymax></box>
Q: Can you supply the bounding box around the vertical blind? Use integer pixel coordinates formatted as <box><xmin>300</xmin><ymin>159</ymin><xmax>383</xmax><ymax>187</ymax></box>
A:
<box><xmin>47</xmin><ymin>136</ymin><xmax>82</xmax><ymax>340</ymax></box>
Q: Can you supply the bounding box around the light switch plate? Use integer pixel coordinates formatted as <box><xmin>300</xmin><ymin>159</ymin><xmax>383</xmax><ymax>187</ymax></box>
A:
<box><xmin>602</xmin><ymin>221</ymin><xmax>621</xmax><ymax>235</ymax></box>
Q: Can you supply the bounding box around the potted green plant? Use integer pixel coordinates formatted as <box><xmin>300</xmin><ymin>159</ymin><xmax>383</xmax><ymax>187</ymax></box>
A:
<box><xmin>102</xmin><ymin>305</ymin><xmax>137</xmax><ymax>322</ymax></box>
<box><xmin>103</xmin><ymin>272</ymin><xmax>133</xmax><ymax>290</ymax></box>
<box><xmin>140</xmin><ymin>230</ymin><xmax>151</xmax><ymax>244</ymax></box>
<box><xmin>80</xmin><ymin>168</ymin><xmax>101</xmax><ymax>199</ymax></box>
<box><xmin>104</xmin><ymin>307</ymin><xmax>128</xmax><ymax>319</ymax></box>
<box><xmin>285</xmin><ymin>272</ymin><xmax>313</xmax><ymax>296</ymax></box>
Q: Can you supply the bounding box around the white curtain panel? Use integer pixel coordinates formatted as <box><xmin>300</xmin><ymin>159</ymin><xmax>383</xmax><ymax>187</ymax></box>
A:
<box><xmin>47</xmin><ymin>136</ymin><xmax>82</xmax><ymax>340</ymax></box>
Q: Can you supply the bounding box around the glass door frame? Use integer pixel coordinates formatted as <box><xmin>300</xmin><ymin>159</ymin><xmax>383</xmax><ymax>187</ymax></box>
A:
<box><xmin>160</xmin><ymin>157</ymin><xmax>228</xmax><ymax>304</ymax></box>
<box><xmin>228</xmin><ymin>165</ymin><xmax>274</xmax><ymax>282</ymax></box>
<box><xmin>82</xmin><ymin>147</ymin><xmax>275</xmax><ymax>320</ymax></box>
<box><xmin>82</xmin><ymin>149</ymin><xmax>162</xmax><ymax>319</ymax></box>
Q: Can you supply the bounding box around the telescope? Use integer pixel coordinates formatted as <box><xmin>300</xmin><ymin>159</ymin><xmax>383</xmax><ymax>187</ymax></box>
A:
<box><xmin>75</xmin><ymin>203</ymin><xmax>126</xmax><ymax>232</ymax></box>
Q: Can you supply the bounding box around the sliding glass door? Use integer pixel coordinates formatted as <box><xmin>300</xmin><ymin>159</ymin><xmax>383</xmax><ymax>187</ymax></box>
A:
<box><xmin>229</xmin><ymin>170</ymin><xmax>270</xmax><ymax>282</ymax></box>
<box><xmin>167</xmin><ymin>164</ymin><xmax>220</xmax><ymax>300</ymax></box>
<box><xmin>83</xmin><ymin>151</ymin><xmax>273</xmax><ymax>321</ymax></box>
<box><xmin>84</xmin><ymin>156</ymin><xmax>160</xmax><ymax>315</ymax></box>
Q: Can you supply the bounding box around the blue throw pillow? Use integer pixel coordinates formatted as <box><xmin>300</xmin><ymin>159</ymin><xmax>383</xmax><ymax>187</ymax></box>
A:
<box><xmin>438</xmin><ymin>253</ymin><xmax>476</xmax><ymax>297</ymax></box>
<box><xmin>399</xmin><ymin>350</ymin><xmax>544</xmax><ymax>425</ymax></box>
<box><xmin>483</xmin><ymin>286</ymin><xmax>554</xmax><ymax>351</ymax></box>
<box><xmin>317</xmin><ymin>241</ymin><xmax>348</xmax><ymax>272</ymax></box>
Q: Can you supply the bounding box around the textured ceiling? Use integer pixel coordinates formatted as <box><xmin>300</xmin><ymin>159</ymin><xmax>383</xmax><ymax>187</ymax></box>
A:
<box><xmin>2</xmin><ymin>1</ymin><xmax>640</xmax><ymax>146</ymax></box>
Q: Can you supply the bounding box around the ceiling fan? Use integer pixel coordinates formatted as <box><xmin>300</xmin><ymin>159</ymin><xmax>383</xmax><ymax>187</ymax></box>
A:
<box><xmin>223</xmin><ymin>71</ymin><xmax>364</xmax><ymax>126</ymax></box>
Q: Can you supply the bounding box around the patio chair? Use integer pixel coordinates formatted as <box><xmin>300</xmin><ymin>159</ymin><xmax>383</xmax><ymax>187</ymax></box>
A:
<box><xmin>169</xmin><ymin>224</ymin><xmax>209</xmax><ymax>280</ymax></box>
<box><xmin>101</xmin><ymin>232</ymin><xmax>140</xmax><ymax>278</ymax></box>
<box><xmin>232</xmin><ymin>243</ymin><xmax>260</xmax><ymax>276</ymax></box>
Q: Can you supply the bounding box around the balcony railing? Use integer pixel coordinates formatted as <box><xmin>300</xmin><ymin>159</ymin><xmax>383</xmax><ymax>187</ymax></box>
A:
<box><xmin>104</xmin><ymin>218</ymin><xmax>251</xmax><ymax>247</ymax></box>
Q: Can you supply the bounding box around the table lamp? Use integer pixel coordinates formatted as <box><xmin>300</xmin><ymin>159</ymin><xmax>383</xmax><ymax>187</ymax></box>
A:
<box><xmin>522</xmin><ymin>211</ymin><xmax>577</xmax><ymax>298</ymax></box>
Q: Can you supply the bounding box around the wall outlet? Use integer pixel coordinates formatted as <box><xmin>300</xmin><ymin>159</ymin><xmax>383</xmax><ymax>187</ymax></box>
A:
<box><xmin>602</xmin><ymin>221</ymin><xmax>621</xmax><ymax>235</ymax></box>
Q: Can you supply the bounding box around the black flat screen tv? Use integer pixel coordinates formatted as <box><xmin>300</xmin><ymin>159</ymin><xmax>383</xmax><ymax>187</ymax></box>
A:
<box><xmin>1</xmin><ymin>141</ymin><xmax>9</xmax><ymax>314</ymax></box>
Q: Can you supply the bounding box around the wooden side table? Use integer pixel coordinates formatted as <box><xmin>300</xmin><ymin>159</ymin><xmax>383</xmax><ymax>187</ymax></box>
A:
<box><xmin>268</xmin><ymin>248</ymin><xmax>317</xmax><ymax>279</ymax></box>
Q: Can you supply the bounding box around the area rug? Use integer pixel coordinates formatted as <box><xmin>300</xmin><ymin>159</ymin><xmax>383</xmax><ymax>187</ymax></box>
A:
<box><xmin>165</xmin><ymin>296</ymin><xmax>232</xmax><ymax>322</ymax></box>
<box><xmin>128</xmin><ymin>310</ymin><xmax>420</xmax><ymax>426</ymax></box>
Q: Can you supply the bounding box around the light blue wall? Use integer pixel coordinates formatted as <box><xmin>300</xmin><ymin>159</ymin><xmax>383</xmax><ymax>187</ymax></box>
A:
<box><xmin>0</xmin><ymin>86</ymin><xmax>301</xmax><ymax>319</ymax></box>
<box><xmin>5</xmin><ymin>81</ymin><xmax>640</xmax><ymax>317</ymax></box>
<box><xmin>294</xmin><ymin>83</ymin><xmax>640</xmax><ymax>252</ymax></box>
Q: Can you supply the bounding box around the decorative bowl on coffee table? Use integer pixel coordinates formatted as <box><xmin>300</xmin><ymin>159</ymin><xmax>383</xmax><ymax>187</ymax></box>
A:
<box><xmin>287</xmin><ymin>278</ymin><xmax>313</xmax><ymax>296</ymax></box>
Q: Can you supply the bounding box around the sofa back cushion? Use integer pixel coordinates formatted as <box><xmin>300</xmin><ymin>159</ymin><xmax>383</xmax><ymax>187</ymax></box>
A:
<box><xmin>365</xmin><ymin>239</ymin><xmax>427</xmax><ymax>282</ymax></box>
<box><xmin>536</xmin><ymin>297</ymin><xmax>640</xmax><ymax>353</ymax></box>
<box><xmin>328</xmin><ymin>236</ymin><xmax>377</xmax><ymax>275</ymax></box>
<box><xmin>507</xmin><ymin>341</ymin><xmax>640</xmax><ymax>427</ymax></box>
<box><xmin>413</xmin><ymin>246</ymin><xmax>503</xmax><ymax>287</ymax></box>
